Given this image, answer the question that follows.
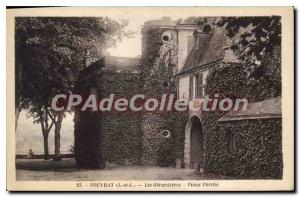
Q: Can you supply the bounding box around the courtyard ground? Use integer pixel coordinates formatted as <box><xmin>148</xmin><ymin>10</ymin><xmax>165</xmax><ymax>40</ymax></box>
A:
<box><xmin>16</xmin><ymin>159</ymin><xmax>227</xmax><ymax>181</ymax></box>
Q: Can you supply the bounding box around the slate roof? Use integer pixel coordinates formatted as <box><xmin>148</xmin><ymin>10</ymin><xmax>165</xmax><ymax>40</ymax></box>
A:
<box><xmin>218</xmin><ymin>97</ymin><xmax>282</xmax><ymax>122</ymax></box>
<box><xmin>80</xmin><ymin>56</ymin><xmax>141</xmax><ymax>79</ymax></box>
<box><xmin>144</xmin><ymin>17</ymin><xmax>207</xmax><ymax>28</ymax></box>
<box><xmin>144</xmin><ymin>17</ymin><xmax>176</xmax><ymax>27</ymax></box>
<box><xmin>103</xmin><ymin>56</ymin><xmax>141</xmax><ymax>71</ymax></box>
<box><xmin>177</xmin><ymin>17</ymin><xmax>206</xmax><ymax>25</ymax></box>
<box><xmin>179</xmin><ymin>27</ymin><xmax>229</xmax><ymax>74</ymax></box>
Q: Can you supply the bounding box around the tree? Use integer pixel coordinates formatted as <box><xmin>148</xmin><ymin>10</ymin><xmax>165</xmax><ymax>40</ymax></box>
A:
<box><xmin>28</xmin><ymin>106</ymin><xmax>53</xmax><ymax>160</ymax></box>
<box><xmin>214</xmin><ymin>16</ymin><xmax>281</xmax><ymax>101</ymax></box>
<box><xmin>15</xmin><ymin>17</ymin><xmax>131</xmax><ymax>160</ymax></box>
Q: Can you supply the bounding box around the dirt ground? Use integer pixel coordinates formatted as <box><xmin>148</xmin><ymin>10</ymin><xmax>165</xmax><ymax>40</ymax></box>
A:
<box><xmin>15</xmin><ymin>159</ymin><xmax>226</xmax><ymax>181</ymax></box>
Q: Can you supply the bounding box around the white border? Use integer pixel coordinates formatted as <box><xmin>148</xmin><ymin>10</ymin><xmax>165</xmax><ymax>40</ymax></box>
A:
<box><xmin>1</xmin><ymin>0</ymin><xmax>297</xmax><ymax>195</ymax></box>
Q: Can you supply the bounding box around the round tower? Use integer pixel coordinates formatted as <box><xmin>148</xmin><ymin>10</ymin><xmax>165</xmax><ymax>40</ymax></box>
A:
<box><xmin>140</xmin><ymin>17</ymin><xmax>184</xmax><ymax>166</ymax></box>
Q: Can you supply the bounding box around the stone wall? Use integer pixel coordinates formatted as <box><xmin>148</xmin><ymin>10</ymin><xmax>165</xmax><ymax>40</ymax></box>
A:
<box><xmin>74</xmin><ymin>70</ymin><xmax>144</xmax><ymax>167</ymax></box>
<box><xmin>177</xmin><ymin>29</ymin><xmax>195</xmax><ymax>72</ymax></box>
<box><xmin>74</xmin><ymin>76</ymin><xmax>105</xmax><ymax>168</ymax></box>
<box><xmin>205</xmin><ymin>118</ymin><xmax>282</xmax><ymax>179</ymax></box>
<box><xmin>74</xmin><ymin>25</ymin><xmax>189</xmax><ymax>168</ymax></box>
<box><xmin>98</xmin><ymin>71</ymin><xmax>144</xmax><ymax>165</ymax></box>
<box><xmin>202</xmin><ymin>62</ymin><xmax>283</xmax><ymax>179</ymax></box>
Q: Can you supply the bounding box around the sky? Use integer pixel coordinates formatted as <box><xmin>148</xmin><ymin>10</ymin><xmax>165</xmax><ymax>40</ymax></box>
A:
<box><xmin>16</xmin><ymin>111</ymin><xmax>74</xmax><ymax>154</ymax></box>
<box><xmin>106</xmin><ymin>14</ymin><xmax>194</xmax><ymax>57</ymax></box>
<box><xmin>107</xmin><ymin>20</ymin><xmax>142</xmax><ymax>57</ymax></box>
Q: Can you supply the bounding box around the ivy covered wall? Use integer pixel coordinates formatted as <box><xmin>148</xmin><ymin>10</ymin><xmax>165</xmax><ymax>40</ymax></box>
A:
<box><xmin>98</xmin><ymin>71</ymin><xmax>143</xmax><ymax>165</ymax></box>
<box><xmin>74</xmin><ymin>26</ymin><xmax>187</xmax><ymax>168</ymax></box>
<box><xmin>74</xmin><ymin>76</ymin><xmax>105</xmax><ymax>168</ymax></box>
<box><xmin>74</xmin><ymin>71</ymin><xmax>143</xmax><ymax>166</ymax></box>
<box><xmin>204</xmin><ymin>118</ymin><xmax>282</xmax><ymax>179</ymax></box>
<box><xmin>202</xmin><ymin>62</ymin><xmax>283</xmax><ymax>179</ymax></box>
<box><xmin>141</xmin><ymin>26</ymin><xmax>187</xmax><ymax>166</ymax></box>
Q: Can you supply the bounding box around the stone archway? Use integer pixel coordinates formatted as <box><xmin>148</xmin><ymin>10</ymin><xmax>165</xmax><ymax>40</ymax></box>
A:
<box><xmin>183</xmin><ymin>116</ymin><xmax>204</xmax><ymax>169</ymax></box>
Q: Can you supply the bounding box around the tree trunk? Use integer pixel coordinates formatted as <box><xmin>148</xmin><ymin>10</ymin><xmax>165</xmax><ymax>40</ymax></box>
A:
<box><xmin>43</xmin><ymin>134</ymin><xmax>49</xmax><ymax>160</ymax></box>
<box><xmin>15</xmin><ymin>106</ymin><xmax>20</xmax><ymax>131</ymax></box>
<box><xmin>15</xmin><ymin>62</ymin><xmax>22</xmax><ymax>131</ymax></box>
<box><xmin>40</xmin><ymin>113</ymin><xmax>50</xmax><ymax>160</ymax></box>
<box><xmin>53</xmin><ymin>112</ymin><xmax>63</xmax><ymax>161</ymax></box>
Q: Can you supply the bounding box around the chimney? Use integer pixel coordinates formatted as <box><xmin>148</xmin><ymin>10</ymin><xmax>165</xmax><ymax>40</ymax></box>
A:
<box><xmin>193</xmin><ymin>26</ymin><xmax>212</xmax><ymax>55</ymax></box>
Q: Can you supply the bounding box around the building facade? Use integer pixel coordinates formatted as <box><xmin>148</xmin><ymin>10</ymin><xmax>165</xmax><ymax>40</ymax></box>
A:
<box><xmin>74</xmin><ymin>17</ymin><xmax>203</xmax><ymax>168</ymax></box>
<box><xmin>176</xmin><ymin>20</ymin><xmax>282</xmax><ymax>178</ymax></box>
<box><xmin>73</xmin><ymin>17</ymin><xmax>282</xmax><ymax>179</ymax></box>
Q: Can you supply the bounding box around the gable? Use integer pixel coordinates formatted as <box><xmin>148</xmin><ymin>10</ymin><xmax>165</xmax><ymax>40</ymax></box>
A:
<box><xmin>179</xmin><ymin>27</ymin><xmax>229</xmax><ymax>74</ymax></box>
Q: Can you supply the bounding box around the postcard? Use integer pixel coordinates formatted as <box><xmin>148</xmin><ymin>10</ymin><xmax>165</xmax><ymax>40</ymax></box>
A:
<box><xmin>6</xmin><ymin>6</ymin><xmax>294</xmax><ymax>191</ymax></box>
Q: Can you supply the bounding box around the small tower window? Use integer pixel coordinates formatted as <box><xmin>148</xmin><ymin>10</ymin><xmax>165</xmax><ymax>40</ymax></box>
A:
<box><xmin>162</xmin><ymin>35</ymin><xmax>170</xmax><ymax>42</ymax></box>
<box><xmin>161</xmin><ymin>130</ymin><xmax>171</xmax><ymax>138</ymax></box>
<box><xmin>162</xmin><ymin>81</ymin><xmax>170</xmax><ymax>88</ymax></box>
<box><xmin>162</xmin><ymin>31</ymin><xmax>172</xmax><ymax>43</ymax></box>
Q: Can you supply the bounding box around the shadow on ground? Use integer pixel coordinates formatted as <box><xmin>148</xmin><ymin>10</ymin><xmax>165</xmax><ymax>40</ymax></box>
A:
<box><xmin>16</xmin><ymin>158</ymin><xmax>77</xmax><ymax>171</ymax></box>
<box><xmin>15</xmin><ymin>159</ymin><xmax>230</xmax><ymax>181</ymax></box>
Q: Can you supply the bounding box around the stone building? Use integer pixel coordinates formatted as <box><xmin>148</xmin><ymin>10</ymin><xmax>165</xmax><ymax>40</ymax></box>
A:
<box><xmin>74</xmin><ymin>17</ymin><xmax>203</xmax><ymax>168</ymax></box>
<box><xmin>176</xmin><ymin>21</ymin><xmax>241</xmax><ymax>169</ymax></box>
<box><xmin>176</xmin><ymin>19</ymin><xmax>282</xmax><ymax>178</ymax></box>
<box><xmin>216</xmin><ymin>98</ymin><xmax>282</xmax><ymax>178</ymax></box>
<box><xmin>74</xmin><ymin>16</ymin><xmax>282</xmax><ymax>179</ymax></box>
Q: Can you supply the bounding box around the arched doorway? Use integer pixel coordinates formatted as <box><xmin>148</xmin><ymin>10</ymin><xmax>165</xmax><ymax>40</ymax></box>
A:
<box><xmin>184</xmin><ymin>116</ymin><xmax>204</xmax><ymax>168</ymax></box>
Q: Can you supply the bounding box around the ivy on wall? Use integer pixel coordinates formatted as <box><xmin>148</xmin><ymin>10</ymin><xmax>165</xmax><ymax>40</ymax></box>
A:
<box><xmin>73</xmin><ymin>26</ymin><xmax>188</xmax><ymax>168</ymax></box>
<box><xmin>98</xmin><ymin>71</ymin><xmax>143</xmax><ymax>165</ymax></box>
<box><xmin>203</xmin><ymin>62</ymin><xmax>283</xmax><ymax>179</ymax></box>
<box><xmin>73</xmin><ymin>76</ymin><xmax>105</xmax><ymax>168</ymax></box>
<box><xmin>141</xmin><ymin>27</ymin><xmax>187</xmax><ymax>166</ymax></box>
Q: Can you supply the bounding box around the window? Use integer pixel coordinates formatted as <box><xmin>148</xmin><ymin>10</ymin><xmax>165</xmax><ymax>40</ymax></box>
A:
<box><xmin>162</xmin><ymin>35</ymin><xmax>170</xmax><ymax>42</ymax></box>
<box><xmin>162</xmin><ymin>31</ymin><xmax>172</xmax><ymax>43</ymax></box>
<box><xmin>162</xmin><ymin>81</ymin><xmax>170</xmax><ymax>88</ymax></box>
<box><xmin>195</xmin><ymin>71</ymin><xmax>208</xmax><ymax>98</ymax></box>
<box><xmin>195</xmin><ymin>73</ymin><xmax>202</xmax><ymax>98</ymax></box>
<box><xmin>160</xmin><ymin>130</ymin><xmax>171</xmax><ymax>138</ymax></box>
<box><xmin>189</xmin><ymin>70</ymin><xmax>209</xmax><ymax>99</ymax></box>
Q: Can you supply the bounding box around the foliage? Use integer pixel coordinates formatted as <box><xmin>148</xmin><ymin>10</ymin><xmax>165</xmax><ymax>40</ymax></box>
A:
<box><xmin>214</xmin><ymin>16</ymin><xmax>281</xmax><ymax>101</ymax></box>
<box><xmin>74</xmin><ymin>26</ymin><xmax>187</xmax><ymax>167</ymax></box>
<box><xmin>205</xmin><ymin>63</ymin><xmax>251</xmax><ymax>101</ymax></box>
<box><xmin>98</xmin><ymin>72</ymin><xmax>143</xmax><ymax>165</ymax></box>
<box><xmin>74</xmin><ymin>70</ymin><xmax>144</xmax><ymax>167</ymax></box>
<box><xmin>203</xmin><ymin>62</ymin><xmax>283</xmax><ymax>179</ymax></box>
<box><xmin>141</xmin><ymin>27</ymin><xmax>186</xmax><ymax>166</ymax></box>
<box><xmin>204</xmin><ymin>118</ymin><xmax>282</xmax><ymax>179</ymax></box>
<box><xmin>16</xmin><ymin>17</ymin><xmax>130</xmax><ymax>114</ymax></box>
<box><xmin>74</xmin><ymin>109</ymin><xmax>104</xmax><ymax>168</ymax></box>
<box><xmin>202</xmin><ymin>19</ymin><xmax>283</xmax><ymax>178</ymax></box>
<box><xmin>15</xmin><ymin>17</ymin><xmax>130</xmax><ymax>159</ymax></box>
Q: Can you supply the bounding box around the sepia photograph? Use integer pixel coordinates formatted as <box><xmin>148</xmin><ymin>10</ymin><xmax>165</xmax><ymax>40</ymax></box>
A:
<box><xmin>6</xmin><ymin>7</ymin><xmax>294</xmax><ymax>191</ymax></box>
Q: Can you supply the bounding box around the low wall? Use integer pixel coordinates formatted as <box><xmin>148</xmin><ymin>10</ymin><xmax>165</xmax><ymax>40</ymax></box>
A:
<box><xmin>203</xmin><ymin>118</ymin><xmax>282</xmax><ymax>179</ymax></box>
